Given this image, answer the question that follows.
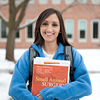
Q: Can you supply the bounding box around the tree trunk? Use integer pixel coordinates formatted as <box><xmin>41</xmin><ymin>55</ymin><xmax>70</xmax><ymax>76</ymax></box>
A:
<box><xmin>6</xmin><ymin>29</ymin><xmax>17</xmax><ymax>62</ymax></box>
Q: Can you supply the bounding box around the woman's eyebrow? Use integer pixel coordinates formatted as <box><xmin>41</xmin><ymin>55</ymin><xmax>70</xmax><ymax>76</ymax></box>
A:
<box><xmin>53</xmin><ymin>21</ymin><xmax>59</xmax><ymax>23</ymax></box>
<box><xmin>43</xmin><ymin>20</ymin><xmax>59</xmax><ymax>23</ymax></box>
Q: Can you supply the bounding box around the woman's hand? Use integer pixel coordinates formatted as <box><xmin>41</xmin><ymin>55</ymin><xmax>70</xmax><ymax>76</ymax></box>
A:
<box><xmin>37</xmin><ymin>94</ymin><xmax>43</xmax><ymax>100</ymax></box>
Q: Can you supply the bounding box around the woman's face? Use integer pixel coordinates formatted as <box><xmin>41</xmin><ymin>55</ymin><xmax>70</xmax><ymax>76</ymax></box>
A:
<box><xmin>40</xmin><ymin>14</ymin><xmax>60</xmax><ymax>44</ymax></box>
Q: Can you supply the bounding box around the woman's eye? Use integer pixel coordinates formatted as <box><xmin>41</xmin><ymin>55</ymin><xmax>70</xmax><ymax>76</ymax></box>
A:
<box><xmin>52</xmin><ymin>24</ymin><xmax>58</xmax><ymax>27</ymax></box>
<box><xmin>42</xmin><ymin>23</ymin><xmax>48</xmax><ymax>25</ymax></box>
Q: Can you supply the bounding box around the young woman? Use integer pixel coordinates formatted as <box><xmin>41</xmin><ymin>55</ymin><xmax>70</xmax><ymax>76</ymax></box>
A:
<box><xmin>9</xmin><ymin>8</ymin><xmax>92</xmax><ymax>100</ymax></box>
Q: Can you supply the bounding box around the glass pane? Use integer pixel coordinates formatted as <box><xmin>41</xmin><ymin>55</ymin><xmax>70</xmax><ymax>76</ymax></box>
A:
<box><xmin>27</xmin><ymin>25</ymin><xmax>33</xmax><ymax>38</ymax></box>
<box><xmin>26</xmin><ymin>20</ymin><xmax>33</xmax><ymax>38</ymax></box>
<box><xmin>80</xmin><ymin>30</ymin><xmax>85</xmax><ymax>38</ymax></box>
<box><xmin>52</xmin><ymin>0</ymin><xmax>61</xmax><ymax>3</ymax></box>
<box><xmin>93</xmin><ymin>22</ymin><xmax>98</xmax><ymax>38</ymax></box>
<box><xmin>39</xmin><ymin>0</ymin><xmax>48</xmax><ymax>3</ymax></box>
<box><xmin>65</xmin><ymin>0</ymin><xmax>73</xmax><ymax>1</ymax></box>
<box><xmin>92</xmin><ymin>0</ymin><xmax>100</xmax><ymax>2</ymax></box>
<box><xmin>79</xmin><ymin>20</ymin><xmax>86</xmax><ymax>30</ymax></box>
<box><xmin>16</xmin><ymin>31</ymin><xmax>20</xmax><ymax>38</ymax></box>
<box><xmin>67</xmin><ymin>34</ymin><xmax>72</xmax><ymax>38</ymax></box>
<box><xmin>65</xmin><ymin>20</ymin><xmax>73</xmax><ymax>35</ymax></box>
<box><xmin>0</xmin><ymin>0</ymin><xmax>7</xmax><ymax>1</ymax></box>
<box><xmin>78</xmin><ymin>0</ymin><xmax>87</xmax><ymax>3</ymax></box>
<box><xmin>1</xmin><ymin>20</ymin><xmax>7</xmax><ymax>38</ymax></box>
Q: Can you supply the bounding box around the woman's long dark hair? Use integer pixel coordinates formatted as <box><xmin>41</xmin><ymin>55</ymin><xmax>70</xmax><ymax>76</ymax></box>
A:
<box><xmin>34</xmin><ymin>8</ymin><xmax>71</xmax><ymax>46</ymax></box>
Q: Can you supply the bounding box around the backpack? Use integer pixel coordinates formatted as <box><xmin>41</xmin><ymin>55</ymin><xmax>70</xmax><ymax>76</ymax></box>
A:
<box><xmin>28</xmin><ymin>46</ymin><xmax>76</xmax><ymax>92</ymax></box>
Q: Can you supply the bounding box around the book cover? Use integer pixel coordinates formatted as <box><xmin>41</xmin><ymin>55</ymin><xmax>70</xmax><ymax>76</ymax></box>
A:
<box><xmin>31</xmin><ymin>58</ymin><xmax>70</xmax><ymax>96</ymax></box>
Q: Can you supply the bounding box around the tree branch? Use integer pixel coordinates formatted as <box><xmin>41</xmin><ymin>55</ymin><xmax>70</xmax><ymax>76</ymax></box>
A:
<box><xmin>15</xmin><ymin>1</ymin><xmax>25</xmax><ymax>14</ymax></box>
<box><xmin>15</xmin><ymin>0</ymin><xmax>29</xmax><ymax>28</ymax></box>
<box><xmin>9</xmin><ymin>0</ymin><xmax>15</xmax><ymax>10</ymax></box>
<box><xmin>60</xmin><ymin>0</ymin><xmax>84</xmax><ymax>14</ymax></box>
<box><xmin>0</xmin><ymin>12</ymin><xmax>8</xmax><ymax>26</ymax></box>
<box><xmin>18</xmin><ymin>17</ymin><xmax>38</xmax><ymax>30</ymax></box>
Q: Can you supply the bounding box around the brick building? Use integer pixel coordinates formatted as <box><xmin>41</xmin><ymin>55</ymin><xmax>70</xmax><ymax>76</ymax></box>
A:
<box><xmin>0</xmin><ymin>0</ymin><xmax>100</xmax><ymax>49</ymax></box>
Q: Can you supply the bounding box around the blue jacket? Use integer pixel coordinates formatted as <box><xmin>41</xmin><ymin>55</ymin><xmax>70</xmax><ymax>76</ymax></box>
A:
<box><xmin>8</xmin><ymin>43</ymin><xmax>92</xmax><ymax>100</ymax></box>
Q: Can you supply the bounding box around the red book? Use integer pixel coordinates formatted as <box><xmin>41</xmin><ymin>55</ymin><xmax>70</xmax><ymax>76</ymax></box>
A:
<box><xmin>31</xmin><ymin>58</ymin><xmax>70</xmax><ymax>96</ymax></box>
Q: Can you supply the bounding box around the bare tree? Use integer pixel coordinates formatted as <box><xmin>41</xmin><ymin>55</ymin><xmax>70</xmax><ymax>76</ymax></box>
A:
<box><xmin>0</xmin><ymin>0</ymin><xmax>97</xmax><ymax>62</ymax></box>
<box><xmin>0</xmin><ymin>0</ymin><xmax>84</xmax><ymax>62</ymax></box>
<box><xmin>0</xmin><ymin>0</ymin><xmax>29</xmax><ymax>62</ymax></box>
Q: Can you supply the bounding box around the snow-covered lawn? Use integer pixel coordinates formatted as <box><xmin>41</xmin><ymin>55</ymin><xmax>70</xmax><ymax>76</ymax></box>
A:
<box><xmin>0</xmin><ymin>49</ymin><xmax>100</xmax><ymax>100</ymax></box>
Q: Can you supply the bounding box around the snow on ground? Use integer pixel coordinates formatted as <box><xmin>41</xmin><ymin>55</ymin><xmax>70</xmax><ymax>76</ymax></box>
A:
<box><xmin>0</xmin><ymin>49</ymin><xmax>100</xmax><ymax>100</ymax></box>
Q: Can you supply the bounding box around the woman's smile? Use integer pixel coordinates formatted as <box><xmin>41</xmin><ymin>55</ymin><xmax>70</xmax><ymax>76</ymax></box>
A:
<box><xmin>45</xmin><ymin>32</ymin><xmax>54</xmax><ymax>36</ymax></box>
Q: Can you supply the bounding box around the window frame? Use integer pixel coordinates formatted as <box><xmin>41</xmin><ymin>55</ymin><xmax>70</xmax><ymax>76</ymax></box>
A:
<box><xmin>78</xmin><ymin>0</ymin><xmax>87</xmax><ymax>4</ymax></box>
<box><xmin>78</xmin><ymin>19</ymin><xmax>87</xmax><ymax>42</ymax></box>
<box><xmin>51</xmin><ymin>0</ymin><xmax>61</xmax><ymax>4</ymax></box>
<box><xmin>0</xmin><ymin>19</ymin><xmax>8</xmax><ymax>42</ymax></box>
<box><xmin>91</xmin><ymin>0</ymin><xmax>100</xmax><ymax>5</ymax></box>
<box><xmin>38</xmin><ymin>0</ymin><xmax>48</xmax><ymax>4</ymax></box>
<box><xmin>26</xmin><ymin>19</ymin><xmax>34</xmax><ymax>42</ymax></box>
<box><xmin>65</xmin><ymin>0</ymin><xmax>74</xmax><ymax>4</ymax></box>
<box><xmin>0</xmin><ymin>19</ymin><xmax>21</xmax><ymax>42</ymax></box>
<box><xmin>15</xmin><ymin>25</ymin><xmax>21</xmax><ymax>42</ymax></box>
<box><xmin>91</xmin><ymin>19</ymin><xmax>100</xmax><ymax>42</ymax></box>
<box><xmin>0</xmin><ymin>0</ymin><xmax>8</xmax><ymax>4</ymax></box>
<box><xmin>65</xmin><ymin>19</ymin><xmax>74</xmax><ymax>42</ymax></box>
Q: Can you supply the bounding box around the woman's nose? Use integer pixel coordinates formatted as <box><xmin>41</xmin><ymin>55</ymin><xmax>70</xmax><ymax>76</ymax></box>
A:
<box><xmin>46</xmin><ymin>25</ymin><xmax>52</xmax><ymax>32</ymax></box>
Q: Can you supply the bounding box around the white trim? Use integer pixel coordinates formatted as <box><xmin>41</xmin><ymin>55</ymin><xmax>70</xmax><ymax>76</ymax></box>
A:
<box><xmin>65</xmin><ymin>0</ymin><xmax>74</xmax><ymax>4</ymax></box>
<box><xmin>15</xmin><ymin>0</ymin><xmax>24</xmax><ymax>4</ymax></box>
<box><xmin>91</xmin><ymin>0</ymin><xmax>100</xmax><ymax>5</ymax></box>
<box><xmin>25</xmin><ymin>19</ymin><xmax>34</xmax><ymax>42</ymax></box>
<box><xmin>0</xmin><ymin>19</ymin><xmax>7</xmax><ymax>42</ymax></box>
<box><xmin>91</xmin><ymin>19</ymin><xmax>100</xmax><ymax>43</ymax></box>
<box><xmin>29</xmin><ymin>0</ymin><xmax>34</xmax><ymax>4</ymax></box>
<box><xmin>0</xmin><ymin>0</ymin><xmax>8</xmax><ymax>4</ymax></box>
<box><xmin>38</xmin><ymin>0</ymin><xmax>48</xmax><ymax>4</ymax></box>
<box><xmin>78</xmin><ymin>0</ymin><xmax>87</xmax><ymax>4</ymax></box>
<box><xmin>65</xmin><ymin>19</ymin><xmax>74</xmax><ymax>42</ymax></box>
<box><xmin>0</xmin><ymin>19</ymin><xmax>1</xmax><ymax>40</ymax></box>
<box><xmin>15</xmin><ymin>26</ymin><xmax>21</xmax><ymax>43</ymax></box>
<box><xmin>78</xmin><ymin>19</ymin><xmax>87</xmax><ymax>43</ymax></box>
<box><xmin>0</xmin><ymin>19</ymin><xmax>8</xmax><ymax>39</ymax></box>
<box><xmin>51</xmin><ymin>0</ymin><xmax>61</xmax><ymax>4</ymax></box>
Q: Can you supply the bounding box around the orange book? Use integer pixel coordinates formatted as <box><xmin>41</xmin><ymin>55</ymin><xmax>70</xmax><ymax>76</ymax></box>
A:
<box><xmin>31</xmin><ymin>58</ymin><xmax>70</xmax><ymax>96</ymax></box>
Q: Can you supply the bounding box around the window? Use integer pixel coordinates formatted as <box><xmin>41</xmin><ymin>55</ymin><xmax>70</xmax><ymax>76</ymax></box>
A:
<box><xmin>15</xmin><ymin>29</ymin><xmax>21</xmax><ymax>42</ymax></box>
<box><xmin>65</xmin><ymin>0</ymin><xmax>74</xmax><ymax>4</ymax></box>
<box><xmin>78</xmin><ymin>0</ymin><xmax>87</xmax><ymax>3</ymax></box>
<box><xmin>52</xmin><ymin>0</ymin><xmax>61</xmax><ymax>4</ymax></box>
<box><xmin>92</xmin><ymin>0</ymin><xmax>100</xmax><ymax>4</ymax></box>
<box><xmin>78</xmin><ymin>20</ymin><xmax>87</xmax><ymax>41</ymax></box>
<box><xmin>0</xmin><ymin>0</ymin><xmax>8</xmax><ymax>3</ymax></box>
<box><xmin>65</xmin><ymin>20</ymin><xmax>74</xmax><ymax>40</ymax></box>
<box><xmin>0</xmin><ymin>0</ymin><xmax>7</xmax><ymax>1</ymax></box>
<box><xmin>29</xmin><ymin>0</ymin><xmax>34</xmax><ymax>4</ymax></box>
<box><xmin>15</xmin><ymin>0</ymin><xmax>24</xmax><ymax>3</ymax></box>
<box><xmin>0</xmin><ymin>19</ymin><xmax>7</xmax><ymax>39</ymax></box>
<box><xmin>38</xmin><ymin>0</ymin><xmax>48</xmax><ymax>4</ymax></box>
<box><xmin>0</xmin><ymin>19</ymin><xmax>21</xmax><ymax>40</ymax></box>
<box><xmin>92</xmin><ymin>20</ymin><xmax>99</xmax><ymax>41</ymax></box>
<box><xmin>26</xmin><ymin>20</ymin><xmax>34</xmax><ymax>40</ymax></box>
<box><xmin>16</xmin><ymin>30</ymin><xmax>20</xmax><ymax>39</ymax></box>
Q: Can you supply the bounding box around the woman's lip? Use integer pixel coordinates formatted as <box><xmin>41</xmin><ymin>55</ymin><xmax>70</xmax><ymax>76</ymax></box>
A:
<box><xmin>45</xmin><ymin>32</ymin><xmax>53</xmax><ymax>36</ymax></box>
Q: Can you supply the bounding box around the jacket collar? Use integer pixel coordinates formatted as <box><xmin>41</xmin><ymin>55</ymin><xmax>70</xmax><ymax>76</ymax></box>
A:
<box><xmin>31</xmin><ymin>43</ymin><xmax>64</xmax><ymax>57</ymax></box>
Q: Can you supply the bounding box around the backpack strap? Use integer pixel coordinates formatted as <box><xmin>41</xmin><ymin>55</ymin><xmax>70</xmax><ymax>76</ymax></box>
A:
<box><xmin>64</xmin><ymin>46</ymin><xmax>76</xmax><ymax>82</ymax></box>
<box><xmin>28</xmin><ymin>47</ymin><xmax>38</xmax><ymax>91</ymax></box>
